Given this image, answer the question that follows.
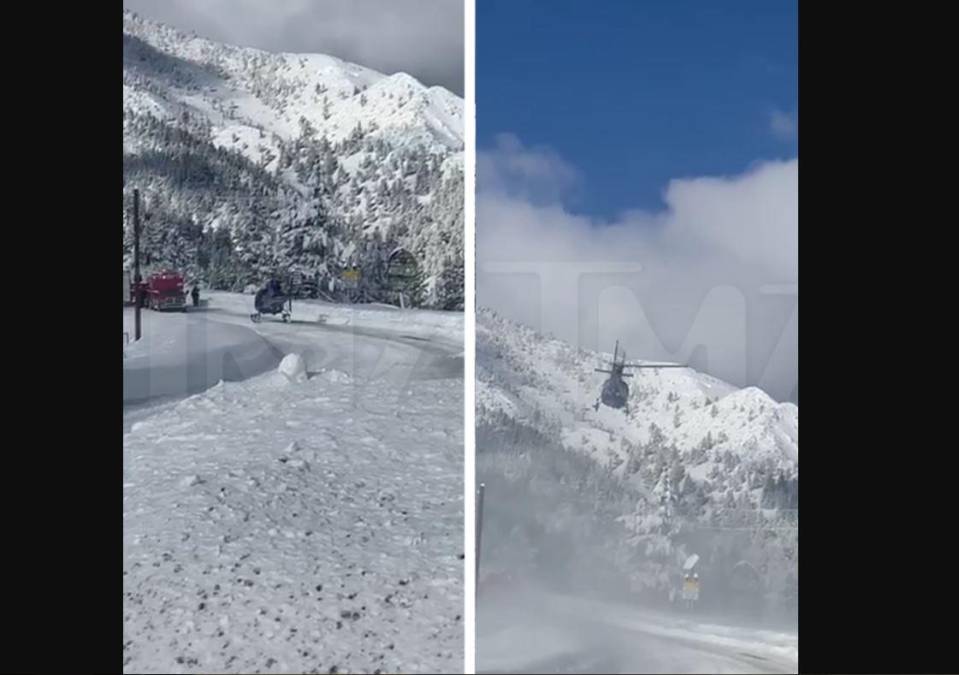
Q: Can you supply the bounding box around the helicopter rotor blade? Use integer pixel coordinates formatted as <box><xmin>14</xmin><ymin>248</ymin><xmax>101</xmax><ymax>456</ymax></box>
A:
<box><xmin>623</xmin><ymin>363</ymin><xmax>687</xmax><ymax>369</ymax></box>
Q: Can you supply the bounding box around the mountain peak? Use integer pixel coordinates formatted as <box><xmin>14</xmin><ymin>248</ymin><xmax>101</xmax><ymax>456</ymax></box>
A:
<box><xmin>122</xmin><ymin>10</ymin><xmax>462</xmax><ymax>150</ymax></box>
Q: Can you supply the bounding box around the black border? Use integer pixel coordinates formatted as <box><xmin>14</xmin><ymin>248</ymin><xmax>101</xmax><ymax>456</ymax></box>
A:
<box><xmin>798</xmin><ymin>3</ymin><xmax>957</xmax><ymax>674</ymax></box>
<box><xmin>4</xmin><ymin>2</ymin><xmax>121</xmax><ymax>672</ymax></box>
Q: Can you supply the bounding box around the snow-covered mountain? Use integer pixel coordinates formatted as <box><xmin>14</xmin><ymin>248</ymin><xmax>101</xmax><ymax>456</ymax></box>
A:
<box><xmin>477</xmin><ymin>308</ymin><xmax>798</xmax><ymax>475</ymax></box>
<box><xmin>123</xmin><ymin>10</ymin><xmax>464</xmax><ymax>308</ymax></box>
<box><xmin>476</xmin><ymin>308</ymin><xmax>798</xmax><ymax>609</ymax></box>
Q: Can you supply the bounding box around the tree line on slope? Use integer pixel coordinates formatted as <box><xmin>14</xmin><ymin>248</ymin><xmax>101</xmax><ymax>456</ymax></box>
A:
<box><xmin>477</xmin><ymin>413</ymin><xmax>798</xmax><ymax>618</ymax></box>
<box><xmin>122</xmin><ymin>109</ymin><xmax>464</xmax><ymax>309</ymax></box>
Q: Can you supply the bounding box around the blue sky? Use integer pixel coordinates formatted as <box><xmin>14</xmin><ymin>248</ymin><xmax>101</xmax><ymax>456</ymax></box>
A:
<box><xmin>478</xmin><ymin>0</ymin><xmax>798</xmax><ymax>219</ymax></box>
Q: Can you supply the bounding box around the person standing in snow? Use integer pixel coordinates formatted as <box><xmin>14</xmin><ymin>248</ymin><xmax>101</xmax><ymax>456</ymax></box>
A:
<box><xmin>191</xmin><ymin>284</ymin><xmax>200</xmax><ymax>307</ymax></box>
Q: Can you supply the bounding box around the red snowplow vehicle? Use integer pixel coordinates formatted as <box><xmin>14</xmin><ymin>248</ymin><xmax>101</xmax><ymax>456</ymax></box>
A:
<box><xmin>144</xmin><ymin>270</ymin><xmax>187</xmax><ymax>311</ymax></box>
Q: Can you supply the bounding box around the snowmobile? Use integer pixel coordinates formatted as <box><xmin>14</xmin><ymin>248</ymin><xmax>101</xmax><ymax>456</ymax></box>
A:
<box><xmin>250</xmin><ymin>280</ymin><xmax>292</xmax><ymax>323</ymax></box>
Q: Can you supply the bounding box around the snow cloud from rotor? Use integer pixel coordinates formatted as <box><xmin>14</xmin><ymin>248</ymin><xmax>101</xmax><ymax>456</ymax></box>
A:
<box><xmin>477</xmin><ymin>134</ymin><xmax>798</xmax><ymax>402</ymax></box>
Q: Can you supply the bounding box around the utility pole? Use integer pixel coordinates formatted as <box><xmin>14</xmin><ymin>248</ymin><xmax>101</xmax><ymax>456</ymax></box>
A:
<box><xmin>133</xmin><ymin>189</ymin><xmax>142</xmax><ymax>341</ymax></box>
<box><xmin>476</xmin><ymin>483</ymin><xmax>485</xmax><ymax>586</ymax></box>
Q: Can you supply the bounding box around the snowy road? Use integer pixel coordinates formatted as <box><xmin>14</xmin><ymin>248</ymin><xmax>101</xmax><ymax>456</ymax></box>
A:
<box><xmin>123</xmin><ymin>293</ymin><xmax>462</xmax><ymax>406</ymax></box>
<box><xmin>478</xmin><ymin>589</ymin><xmax>797</xmax><ymax>674</ymax></box>
<box><xmin>123</xmin><ymin>294</ymin><xmax>464</xmax><ymax>674</ymax></box>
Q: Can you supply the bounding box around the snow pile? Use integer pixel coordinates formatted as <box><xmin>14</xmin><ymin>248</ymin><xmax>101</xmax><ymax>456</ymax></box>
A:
<box><xmin>277</xmin><ymin>353</ymin><xmax>307</xmax><ymax>383</ymax></box>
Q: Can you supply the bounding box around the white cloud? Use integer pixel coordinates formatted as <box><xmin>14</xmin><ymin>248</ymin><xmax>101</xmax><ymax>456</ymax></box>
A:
<box><xmin>477</xmin><ymin>134</ymin><xmax>581</xmax><ymax>205</ymax></box>
<box><xmin>478</xmin><ymin>139</ymin><xmax>798</xmax><ymax>402</ymax></box>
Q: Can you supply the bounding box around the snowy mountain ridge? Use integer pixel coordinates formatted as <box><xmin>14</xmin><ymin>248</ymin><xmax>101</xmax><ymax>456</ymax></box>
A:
<box><xmin>477</xmin><ymin>308</ymin><xmax>798</xmax><ymax>480</ymax></box>
<box><xmin>123</xmin><ymin>10</ymin><xmax>463</xmax><ymax>155</ymax></box>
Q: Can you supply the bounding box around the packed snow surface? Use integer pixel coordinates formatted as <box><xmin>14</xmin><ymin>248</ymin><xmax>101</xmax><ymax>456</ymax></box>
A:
<box><xmin>478</xmin><ymin>587</ymin><xmax>797</xmax><ymax>674</ymax></box>
<box><xmin>123</xmin><ymin>294</ymin><xmax>463</xmax><ymax>673</ymax></box>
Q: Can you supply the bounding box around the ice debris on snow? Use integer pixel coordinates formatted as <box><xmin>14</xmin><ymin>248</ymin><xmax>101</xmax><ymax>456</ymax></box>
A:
<box><xmin>319</xmin><ymin>368</ymin><xmax>353</xmax><ymax>384</ymax></box>
<box><xmin>287</xmin><ymin>458</ymin><xmax>310</xmax><ymax>471</ymax></box>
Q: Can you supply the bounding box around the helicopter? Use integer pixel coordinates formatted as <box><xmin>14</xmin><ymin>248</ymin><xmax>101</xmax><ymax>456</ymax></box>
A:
<box><xmin>593</xmin><ymin>340</ymin><xmax>687</xmax><ymax>412</ymax></box>
<box><xmin>250</xmin><ymin>278</ymin><xmax>293</xmax><ymax>323</ymax></box>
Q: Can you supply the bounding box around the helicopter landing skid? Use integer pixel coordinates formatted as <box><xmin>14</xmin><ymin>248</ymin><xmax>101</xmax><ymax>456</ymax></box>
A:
<box><xmin>250</xmin><ymin>311</ymin><xmax>291</xmax><ymax>323</ymax></box>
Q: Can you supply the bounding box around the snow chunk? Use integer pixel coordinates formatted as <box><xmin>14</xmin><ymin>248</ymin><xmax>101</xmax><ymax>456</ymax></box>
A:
<box><xmin>319</xmin><ymin>368</ymin><xmax>352</xmax><ymax>384</ymax></box>
<box><xmin>179</xmin><ymin>474</ymin><xmax>201</xmax><ymax>488</ymax></box>
<box><xmin>278</xmin><ymin>353</ymin><xmax>307</xmax><ymax>382</ymax></box>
